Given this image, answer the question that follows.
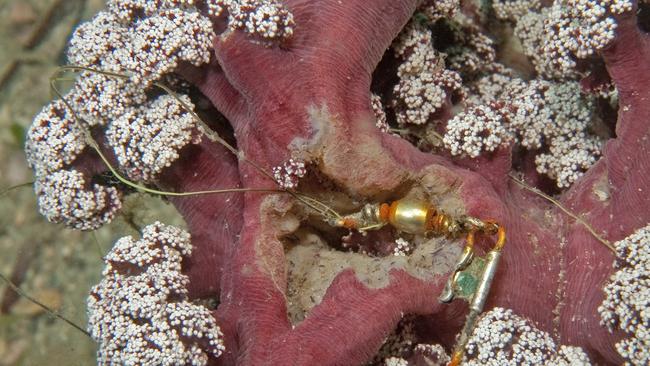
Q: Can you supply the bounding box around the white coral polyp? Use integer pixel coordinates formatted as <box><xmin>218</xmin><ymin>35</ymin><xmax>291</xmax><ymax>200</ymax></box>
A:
<box><xmin>418</xmin><ymin>0</ymin><xmax>459</xmax><ymax>21</ymax></box>
<box><xmin>88</xmin><ymin>222</ymin><xmax>225</xmax><ymax>366</ymax></box>
<box><xmin>456</xmin><ymin>73</ymin><xmax>601</xmax><ymax>189</ymax></box>
<box><xmin>443</xmin><ymin>104</ymin><xmax>513</xmax><ymax>158</ymax></box>
<box><xmin>464</xmin><ymin>307</ymin><xmax>591</xmax><ymax>365</ymax></box>
<box><xmin>541</xmin><ymin>0</ymin><xmax>634</xmax><ymax>75</ymax></box>
<box><xmin>67</xmin><ymin>11</ymin><xmax>127</xmax><ymax>67</ymax></box>
<box><xmin>392</xmin><ymin>21</ymin><xmax>463</xmax><ymax>125</ymax></box>
<box><xmin>535</xmin><ymin>134</ymin><xmax>601</xmax><ymax>188</ymax></box>
<box><xmin>371</xmin><ymin>93</ymin><xmax>389</xmax><ymax>132</ymax></box>
<box><xmin>599</xmin><ymin>224</ymin><xmax>650</xmax><ymax>365</ymax></box>
<box><xmin>512</xmin><ymin>81</ymin><xmax>601</xmax><ymax>188</ymax></box>
<box><xmin>25</xmin><ymin>100</ymin><xmax>87</xmax><ymax>177</ymax></box>
<box><xmin>69</xmin><ymin>72</ymin><xmax>146</xmax><ymax>126</ymax></box>
<box><xmin>493</xmin><ymin>0</ymin><xmax>541</xmax><ymax>21</ymax></box>
<box><xmin>28</xmin><ymin>0</ymin><xmax>220</xmax><ymax>231</ymax></box>
<box><xmin>272</xmin><ymin>158</ymin><xmax>307</xmax><ymax>189</ymax></box>
<box><xmin>35</xmin><ymin>169</ymin><xmax>122</xmax><ymax>231</ymax></box>
<box><xmin>106</xmin><ymin>94</ymin><xmax>197</xmax><ymax>182</ymax></box>
<box><xmin>113</xmin><ymin>8</ymin><xmax>215</xmax><ymax>85</ymax></box>
<box><xmin>228</xmin><ymin>0</ymin><xmax>295</xmax><ymax>41</ymax></box>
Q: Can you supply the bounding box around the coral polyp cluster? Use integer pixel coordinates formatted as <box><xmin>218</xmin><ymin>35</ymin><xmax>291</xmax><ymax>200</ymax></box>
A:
<box><xmin>391</xmin><ymin>21</ymin><xmax>464</xmax><ymax>126</ymax></box>
<box><xmin>542</xmin><ymin>0</ymin><xmax>633</xmax><ymax>74</ymax></box>
<box><xmin>464</xmin><ymin>307</ymin><xmax>591</xmax><ymax>365</ymax></box>
<box><xmin>25</xmin><ymin>0</ymin><xmax>215</xmax><ymax>229</ymax></box>
<box><xmin>599</xmin><ymin>224</ymin><xmax>650</xmax><ymax>365</ymax></box>
<box><xmin>88</xmin><ymin>222</ymin><xmax>225</xmax><ymax>365</ymax></box>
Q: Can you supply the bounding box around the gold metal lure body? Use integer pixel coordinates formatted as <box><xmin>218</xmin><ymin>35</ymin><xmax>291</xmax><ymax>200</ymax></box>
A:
<box><xmin>331</xmin><ymin>198</ymin><xmax>459</xmax><ymax>236</ymax></box>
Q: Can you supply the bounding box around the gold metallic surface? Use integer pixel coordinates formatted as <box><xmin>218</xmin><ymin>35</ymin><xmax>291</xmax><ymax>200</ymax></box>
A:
<box><xmin>429</xmin><ymin>213</ymin><xmax>452</xmax><ymax>235</ymax></box>
<box><xmin>388</xmin><ymin>199</ymin><xmax>431</xmax><ymax>234</ymax></box>
<box><xmin>495</xmin><ymin>225</ymin><xmax>506</xmax><ymax>250</ymax></box>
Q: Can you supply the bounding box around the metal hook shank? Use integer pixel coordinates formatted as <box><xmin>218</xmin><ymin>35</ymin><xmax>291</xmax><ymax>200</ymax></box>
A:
<box><xmin>446</xmin><ymin>224</ymin><xmax>506</xmax><ymax>366</ymax></box>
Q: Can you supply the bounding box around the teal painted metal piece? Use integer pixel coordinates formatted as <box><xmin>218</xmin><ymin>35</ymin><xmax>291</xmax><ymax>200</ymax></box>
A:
<box><xmin>453</xmin><ymin>257</ymin><xmax>485</xmax><ymax>301</ymax></box>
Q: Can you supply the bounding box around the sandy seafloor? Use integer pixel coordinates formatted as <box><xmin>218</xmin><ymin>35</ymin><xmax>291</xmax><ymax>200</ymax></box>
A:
<box><xmin>0</xmin><ymin>1</ymin><xmax>185</xmax><ymax>364</ymax></box>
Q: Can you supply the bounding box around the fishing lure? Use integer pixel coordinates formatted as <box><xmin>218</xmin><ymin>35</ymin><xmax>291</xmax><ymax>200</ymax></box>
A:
<box><xmin>324</xmin><ymin>198</ymin><xmax>506</xmax><ymax>365</ymax></box>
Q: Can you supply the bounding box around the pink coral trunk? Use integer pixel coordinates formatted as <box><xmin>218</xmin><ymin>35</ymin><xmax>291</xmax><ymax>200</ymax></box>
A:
<box><xmin>166</xmin><ymin>1</ymin><xmax>650</xmax><ymax>364</ymax></box>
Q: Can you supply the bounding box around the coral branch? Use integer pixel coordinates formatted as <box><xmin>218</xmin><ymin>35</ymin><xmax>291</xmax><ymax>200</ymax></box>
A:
<box><xmin>565</xmin><ymin>5</ymin><xmax>650</xmax><ymax>240</ymax></box>
<box><xmin>159</xmin><ymin>139</ymin><xmax>244</xmax><ymax>299</ymax></box>
<box><xmin>23</xmin><ymin>0</ymin><xmax>650</xmax><ymax>365</ymax></box>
